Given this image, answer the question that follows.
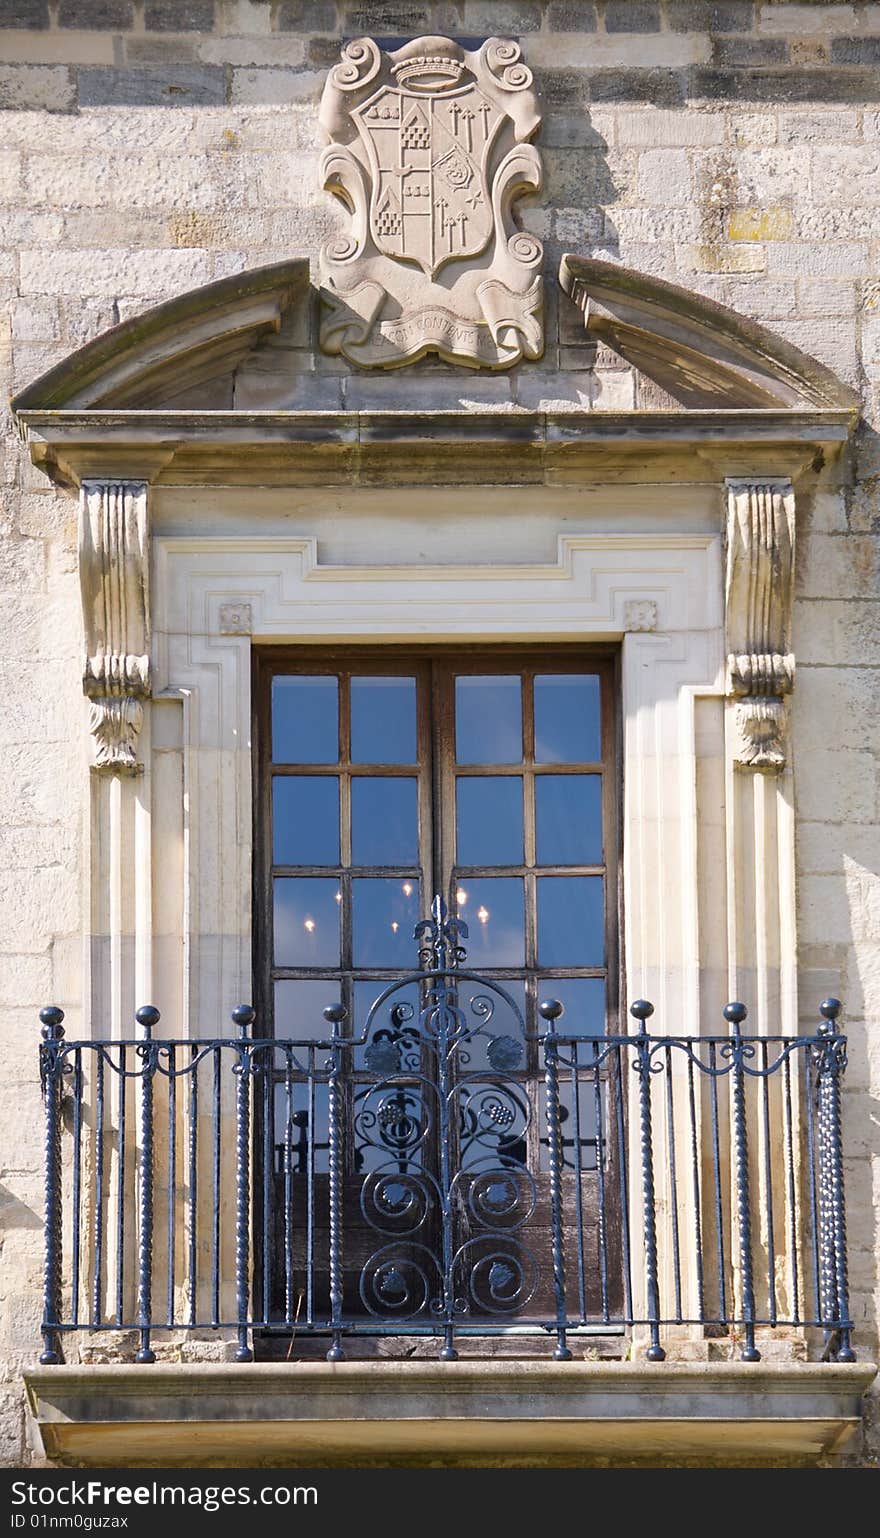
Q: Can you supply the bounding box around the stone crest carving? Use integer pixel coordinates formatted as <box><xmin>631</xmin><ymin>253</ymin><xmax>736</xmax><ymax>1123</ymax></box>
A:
<box><xmin>79</xmin><ymin>480</ymin><xmax>150</xmax><ymax>773</ymax></box>
<box><xmin>318</xmin><ymin>35</ymin><xmax>544</xmax><ymax>369</ymax></box>
<box><xmin>725</xmin><ymin>478</ymin><xmax>795</xmax><ymax>772</ymax></box>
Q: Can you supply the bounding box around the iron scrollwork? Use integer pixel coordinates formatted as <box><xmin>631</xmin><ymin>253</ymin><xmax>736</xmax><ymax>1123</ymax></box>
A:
<box><xmin>356</xmin><ymin>896</ymin><xmax>533</xmax><ymax>1352</ymax></box>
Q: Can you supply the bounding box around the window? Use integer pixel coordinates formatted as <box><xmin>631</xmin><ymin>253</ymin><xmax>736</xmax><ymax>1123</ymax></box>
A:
<box><xmin>253</xmin><ymin>649</ymin><xmax>621</xmax><ymax>1333</ymax></box>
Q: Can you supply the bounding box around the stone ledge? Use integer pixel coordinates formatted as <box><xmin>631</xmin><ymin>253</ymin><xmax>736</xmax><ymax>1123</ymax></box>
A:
<box><xmin>15</xmin><ymin>406</ymin><xmax>856</xmax><ymax>492</ymax></box>
<box><xmin>24</xmin><ymin>1360</ymin><xmax>877</xmax><ymax>1465</ymax></box>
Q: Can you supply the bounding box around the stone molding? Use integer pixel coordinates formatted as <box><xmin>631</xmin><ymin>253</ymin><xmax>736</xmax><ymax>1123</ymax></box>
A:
<box><xmin>79</xmin><ymin>479</ymin><xmax>150</xmax><ymax>774</ymax></box>
<box><xmin>318</xmin><ymin>36</ymin><xmax>543</xmax><ymax>369</ymax></box>
<box><xmin>25</xmin><ymin>1361</ymin><xmax>877</xmax><ymax>1464</ymax></box>
<box><xmin>724</xmin><ymin>477</ymin><xmax>796</xmax><ymax>772</ymax></box>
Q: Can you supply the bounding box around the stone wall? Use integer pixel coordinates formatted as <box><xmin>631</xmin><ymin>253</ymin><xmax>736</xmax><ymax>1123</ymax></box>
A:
<box><xmin>1</xmin><ymin>0</ymin><xmax>879</xmax><ymax>1467</ymax></box>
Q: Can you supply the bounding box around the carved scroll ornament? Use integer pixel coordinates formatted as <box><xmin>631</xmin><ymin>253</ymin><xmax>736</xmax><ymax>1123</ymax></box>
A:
<box><xmin>78</xmin><ymin>480</ymin><xmax>150</xmax><ymax>773</ymax></box>
<box><xmin>318</xmin><ymin>35</ymin><xmax>544</xmax><ymax>369</ymax></box>
<box><xmin>725</xmin><ymin>478</ymin><xmax>795</xmax><ymax>772</ymax></box>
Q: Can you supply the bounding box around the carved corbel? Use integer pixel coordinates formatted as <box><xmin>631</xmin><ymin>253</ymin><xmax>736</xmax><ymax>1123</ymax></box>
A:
<box><xmin>724</xmin><ymin>478</ymin><xmax>795</xmax><ymax>771</ymax></box>
<box><xmin>78</xmin><ymin>480</ymin><xmax>150</xmax><ymax>774</ymax></box>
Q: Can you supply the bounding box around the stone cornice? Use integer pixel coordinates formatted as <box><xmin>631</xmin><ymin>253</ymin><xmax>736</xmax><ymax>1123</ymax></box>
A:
<box><xmin>15</xmin><ymin>406</ymin><xmax>856</xmax><ymax>491</ymax></box>
<box><xmin>25</xmin><ymin>1360</ymin><xmax>878</xmax><ymax>1464</ymax></box>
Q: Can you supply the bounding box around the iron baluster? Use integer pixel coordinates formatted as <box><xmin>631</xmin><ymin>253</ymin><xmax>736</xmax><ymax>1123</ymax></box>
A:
<box><xmin>708</xmin><ymin>1040</ymin><xmax>727</xmax><ymax>1323</ymax></box>
<box><xmin>283</xmin><ymin>1048</ymin><xmax>294</xmax><ymax>1325</ymax></box>
<box><xmin>540</xmin><ymin>999</ymin><xmax>572</xmax><ymax>1361</ymax></box>
<box><xmin>759</xmin><ymin>1041</ymin><xmax>777</xmax><ymax>1327</ymax></box>
<box><xmin>436</xmin><ymin>972</ymin><xmax>459</xmax><ymax>1362</ymax></box>
<box><xmin>814</xmin><ymin>999</ymin><xmax>856</xmax><ymax>1362</ymax></box>
<box><xmin>631</xmin><ymin>1000</ymin><xmax>665</xmax><ymax>1362</ymax></box>
<box><xmin>232</xmin><ymin>1006</ymin><xmax>255</xmax><ymax>1362</ymax></box>
<box><xmin>782</xmin><ymin>1051</ymin><xmax>800</xmax><ymax>1326</ymax></box>
<box><xmin>166</xmin><ymin>1047</ymin><xmax>176</xmax><ymax>1329</ymax></box>
<box><xmin>135</xmin><ymin>1005</ymin><xmax>160</xmax><ymax>1364</ymax></box>
<box><xmin>664</xmin><ymin>1043</ymin><xmax>682</xmax><ymax>1323</ymax></box>
<box><xmin>325</xmin><ymin>1003</ymin><xmax>347</xmax><ymax>1362</ymax></box>
<box><xmin>92</xmin><ymin>1049</ymin><xmax>104</xmax><ymax>1329</ymax></box>
<box><xmin>211</xmin><ymin>1045</ymin><xmax>221</xmax><ymax>1327</ymax></box>
<box><xmin>71</xmin><ymin>1048</ymin><xmax>82</xmax><ymax>1329</ymax></box>
<box><xmin>39</xmin><ymin>1006</ymin><xmax>65</xmax><ymax>1365</ymax></box>
<box><xmin>686</xmin><ymin>1050</ymin><xmax>705</xmax><ymax>1323</ymax></box>
<box><xmin>725</xmin><ymin>1002</ymin><xmax>760</xmax><ymax>1362</ymax></box>
<box><xmin>116</xmin><ymin>1044</ymin><xmax>126</xmax><ymax>1328</ymax></box>
<box><xmin>187</xmin><ymin>1045</ymin><xmax>198</xmax><ymax>1329</ymax></box>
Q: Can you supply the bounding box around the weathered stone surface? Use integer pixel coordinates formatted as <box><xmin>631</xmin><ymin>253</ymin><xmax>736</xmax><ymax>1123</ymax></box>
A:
<box><xmin>145</xmin><ymin>1</ymin><xmax>215</xmax><ymax>29</ymax></box>
<box><xmin>58</xmin><ymin>0</ymin><xmax>134</xmax><ymax>27</ymax></box>
<box><xmin>0</xmin><ymin>64</ymin><xmax>74</xmax><ymax>112</ymax></box>
<box><xmin>78</xmin><ymin>64</ymin><xmax>227</xmax><ymax>106</ymax></box>
<box><xmin>0</xmin><ymin>1</ymin><xmax>49</xmax><ymax>27</ymax></box>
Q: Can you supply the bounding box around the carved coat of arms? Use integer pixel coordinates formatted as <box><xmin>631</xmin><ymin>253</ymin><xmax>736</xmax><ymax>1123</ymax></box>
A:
<box><xmin>318</xmin><ymin>35</ymin><xmax>544</xmax><ymax>369</ymax></box>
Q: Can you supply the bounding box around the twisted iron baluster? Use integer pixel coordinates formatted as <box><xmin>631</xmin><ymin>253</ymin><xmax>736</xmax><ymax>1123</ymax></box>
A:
<box><xmin>436</xmin><ymin>972</ymin><xmax>459</xmax><ymax>1362</ymax></box>
<box><xmin>724</xmin><ymin>1002</ymin><xmax>760</xmax><ymax>1362</ymax></box>
<box><xmin>540</xmin><ymin>999</ymin><xmax>572</xmax><ymax>1361</ymax></box>
<box><xmin>39</xmin><ymin>1006</ymin><xmax>65</xmax><ymax>1365</ymax></box>
<box><xmin>631</xmin><ymin>1000</ymin><xmax>665</xmax><ymax>1362</ymax></box>
<box><xmin>325</xmin><ymin>1003</ymin><xmax>347</xmax><ymax>1363</ymax></box>
<box><xmin>135</xmin><ymin>1005</ymin><xmax>160</xmax><ymax>1364</ymax></box>
<box><xmin>232</xmin><ymin>1006</ymin><xmax>256</xmax><ymax>1362</ymax></box>
<box><xmin>814</xmin><ymin>999</ymin><xmax>855</xmax><ymax>1362</ymax></box>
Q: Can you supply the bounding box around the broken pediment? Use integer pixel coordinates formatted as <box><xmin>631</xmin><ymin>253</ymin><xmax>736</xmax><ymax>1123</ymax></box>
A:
<box><xmin>10</xmin><ymin>260</ymin><xmax>308</xmax><ymax>413</ymax></box>
<box><xmin>10</xmin><ymin>253</ymin><xmax>860</xmax><ymax>491</ymax></box>
<box><xmin>559</xmin><ymin>255</ymin><xmax>861</xmax><ymax>413</ymax></box>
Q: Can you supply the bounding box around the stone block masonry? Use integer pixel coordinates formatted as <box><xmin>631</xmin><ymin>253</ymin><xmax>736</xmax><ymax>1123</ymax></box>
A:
<box><xmin>0</xmin><ymin>0</ymin><xmax>879</xmax><ymax>1469</ymax></box>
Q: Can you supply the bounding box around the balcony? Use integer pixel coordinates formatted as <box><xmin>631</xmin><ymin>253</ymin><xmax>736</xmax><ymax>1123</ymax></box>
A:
<box><xmin>25</xmin><ymin>904</ymin><xmax>876</xmax><ymax>1465</ymax></box>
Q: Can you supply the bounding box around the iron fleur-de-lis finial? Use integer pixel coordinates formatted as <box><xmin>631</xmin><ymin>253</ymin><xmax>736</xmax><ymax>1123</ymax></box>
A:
<box><xmin>415</xmin><ymin>893</ymin><xmax>469</xmax><ymax>970</ymax></box>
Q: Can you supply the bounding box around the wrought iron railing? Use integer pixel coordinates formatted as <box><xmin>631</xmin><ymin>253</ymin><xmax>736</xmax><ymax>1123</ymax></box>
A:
<box><xmin>37</xmin><ymin>900</ymin><xmax>856</xmax><ymax>1366</ymax></box>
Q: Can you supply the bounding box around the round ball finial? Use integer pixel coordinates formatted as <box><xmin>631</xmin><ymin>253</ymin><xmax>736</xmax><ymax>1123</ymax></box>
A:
<box><xmin>40</xmin><ymin>1006</ymin><xmax>65</xmax><ymax>1042</ymax></box>
<box><xmin>539</xmin><ymin>999</ymin><xmax>564</xmax><ymax>1023</ymax></box>
<box><xmin>136</xmin><ymin>1005</ymin><xmax>161</xmax><ymax>1031</ymax></box>
<box><xmin>724</xmin><ymin>1001</ymin><xmax>748</xmax><ymax>1027</ymax></box>
<box><xmin>629</xmin><ymin>999</ymin><xmax>654</xmax><ymax>1023</ymax></box>
<box><xmin>231</xmin><ymin>1004</ymin><xmax>256</xmax><ymax>1030</ymax></box>
<box><xmin>323</xmin><ymin>1003</ymin><xmax>347</xmax><ymax>1027</ymax></box>
<box><xmin>820</xmin><ymin>997</ymin><xmax>841</xmax><ymax>1021</ymax></box>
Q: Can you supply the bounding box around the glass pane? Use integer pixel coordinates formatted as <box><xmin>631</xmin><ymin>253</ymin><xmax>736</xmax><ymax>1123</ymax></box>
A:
<box><xmin>454</xmin><ymin>878</ymin><xmax>524</xmax><ymax>967</ymax></box>
<box><xmin>534</xmin><ymin>674</ymin><xmax>600</xmax><ymax>763</ymax></box>
<box><xmin>537</xmin><ymin>876</ymin><xmax>605</xmax><ymax>966</ymax></box>
<box><xmin>351</xmin><ymin>676</ymin><xmax>417</xmax><ymax>764</ymax></box>
<box><xmin>272</xmin><ymin>676</ymin><xmax>338</xmax><ymax>764</ymax></box>
<box><xmin>456</xmin><ymin>777</ymin><xmax>523</xmax><ymax>866</ymax></box>
<box><xmin>535</xmin><ymin>774</ymin><xmax>602</xmax><ymax>866</ymax></box>
<box><xmin>455</xmin><ymin>676</ymin><xmax>522</xmax><ymax>765</ymax></box>
<box><xmin>274</xmin><ymin>1079</ymin><xmax>330</xmax><ymax>1175</ymax></box>
<box><xmin>537</xmin><ymin>977</ymin><xmax>606</xmax><ymax>1037</ymax></box>
<box><xmin>455</xmin><ymin>977</ymin><xmax>527</xmax><ymax>1075</ymax></box>
<box><xmin>274</xmin><ymin>979</ymin><xmax>343</xmax><ymax>1040</ymax></box>
<box><xmin>540</xmin><ymin>1079</ymin><xmax>603</xmax><ymax>1172</ymax></box>
<box><xmin>272</xmin><ymin>776</ymin><xmax>339</xmax><ymax>866</ymax></box>
<box><xmin>351</xmin><ymin>777</ymin><xmax>419</xmax><ymax>867</ymax></box>
<box><xmin>274</xmin><ymin>877</ymin><xmax>341</xmax><ymax>967</ymax></box>
<box><xmin>352</xmin><ymin>878</ymin><xmax>421</xmax><ymax>967</ymax></box>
